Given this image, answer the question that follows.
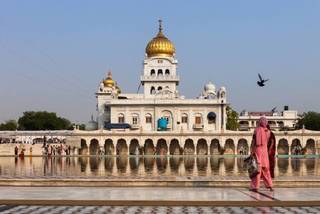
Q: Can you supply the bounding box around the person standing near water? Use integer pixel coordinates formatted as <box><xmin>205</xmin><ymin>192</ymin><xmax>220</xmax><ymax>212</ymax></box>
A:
<box><xmin>267</xmin><ymin>124</ymin><xmax>276</xmax><ymax>178</ymax></box>
<box><xmin>250</xmin><ymin>117</ymin><xmax>273</xmax><ymax>191</ymax></box>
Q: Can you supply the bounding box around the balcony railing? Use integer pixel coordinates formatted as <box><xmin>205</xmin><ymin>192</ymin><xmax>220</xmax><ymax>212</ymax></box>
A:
<box><xmin>141</xmin><ymin>75</ymin><xmax>180</xmax><ymax>81</ymax></box>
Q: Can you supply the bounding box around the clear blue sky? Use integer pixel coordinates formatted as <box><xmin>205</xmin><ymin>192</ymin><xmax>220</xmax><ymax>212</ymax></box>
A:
<box><xmin>0</xmin><ymin>0</ymin><xmax>319</xmax><ymax>124</ymax></box>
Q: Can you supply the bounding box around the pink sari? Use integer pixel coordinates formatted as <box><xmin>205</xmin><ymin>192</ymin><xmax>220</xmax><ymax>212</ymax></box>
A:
<box><xmin>250</xmin><ymin>117</ymin><xmax>273</xmax><ymax>189</ymax></box>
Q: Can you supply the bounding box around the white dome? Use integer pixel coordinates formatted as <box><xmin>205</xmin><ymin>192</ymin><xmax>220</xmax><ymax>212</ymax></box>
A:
<box><xmin>204</xmin><ymin>82</ymin><xmax>216</xmax><ymax>95</ymax></box>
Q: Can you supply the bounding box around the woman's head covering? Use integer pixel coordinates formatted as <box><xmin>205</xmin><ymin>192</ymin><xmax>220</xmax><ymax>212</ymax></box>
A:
<box><xmin>258</xmin><ymin>116</ymin><xmax>268</xmax><ymax>128</ymax></box>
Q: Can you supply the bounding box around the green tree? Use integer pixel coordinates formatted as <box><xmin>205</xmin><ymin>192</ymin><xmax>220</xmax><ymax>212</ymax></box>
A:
<box><xmin>297</xmin><ymin>111</ymin><xmax>320</xmax><ymax>131</ymax></box>
<box><xmin>18</xmin><ymin>111</ymin><xmax>72</xmax><ymax>130</ymax></box>
<box><xmin>226</xmin><ymin>106</ymin><xmax>239</xmax><ymax>131</ymax></box>
<box><xmin>0</xmin><ymin>120</ymin><xmax>18</xmax><ymax>131</ymax></box>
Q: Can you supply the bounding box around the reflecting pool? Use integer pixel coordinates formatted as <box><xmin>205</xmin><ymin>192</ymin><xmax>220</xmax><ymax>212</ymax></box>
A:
<box><xmin>0</xmin><ymin>156</ymin><xmax>319</xmax><ymax>178</ymax></box>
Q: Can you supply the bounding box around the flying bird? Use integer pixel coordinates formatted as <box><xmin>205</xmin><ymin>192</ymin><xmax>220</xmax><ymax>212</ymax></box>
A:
<box><xmin>257</xmin><ymin>73</ymin><xmax>269</xmax><ymax>87</ymax></box>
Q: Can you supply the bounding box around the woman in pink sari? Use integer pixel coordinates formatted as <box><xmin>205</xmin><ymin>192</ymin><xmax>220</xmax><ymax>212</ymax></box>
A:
<box><xmin>250</xmin><ymin>117</ymin><xmax>273</xmax><ymax>191</ymax></box>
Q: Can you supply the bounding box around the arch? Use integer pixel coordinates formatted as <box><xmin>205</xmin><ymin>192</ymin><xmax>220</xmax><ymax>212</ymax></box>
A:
<box><xmin>129</xmin><ymin>139</ymin><xmax>140</xmax><ymax>155</ymax></box>
<box><xmin>277</xmin><ymin>158</ymin><xmax>289</xmax><ymax>174</ymax></box>
<box><xmin>184</xmin><ymin>157</ymin><xmax>195</xmax><ymax>174</ymax></box>
<box><xmin>291</xmin><ymin>139</ymin><xmax>302</xmax><ymax>155</ymax></box>
<box><xmin>157</xmin><ymin>69</ymin><xmax>163</xmax><ymax>75</ymax></box>
<box><xmin>197</xmin><ymin>157</ymin><xmax>208</xmax><ymax>176</ymax></box>
<box><xmin>196</xmin><ymin>138</ymin><xmax>208</xmax><ymax>155</ymax></box>
<box><xmin>104</xmin><ymin>139</ymin><xmax>114</xmax><ymax>155</ymax></box>
<box><xmin>89</xmin><ymin>139</ymin><xmax>99</xmax><ymax>155</ymax></box>
<box><xmin>169</xmin><ymin>139</ymin><xmax>181</xmax><ymax>155</ymax></box>
<box><xmin>224</xmin><ymin>139</ymin><xmax>235</xmax><ymax>155</ymax></box>
<box><xmin>184</xmin><ymin>139</ymin><xmax>195</xmax><ymax>155</ymax></box>
<box><xmin>305</xmin><ymin>139</ymin><xmax>316</xmax><ymax>155</ymax></box>
<box><xmin>118</xmin><ymin>113</ymin><xmax>125</xmax><ymax>123</ymax></box>
<box><xmin>150</xmin><ymin>69</ymin><xmax>155</xmax><ymax>76</ymax></box>
<box><xmin>116</xmin><ymin>157</ymin><xmax>128</xmax><ymax>173</ymax></box>
<box><xmin>161</xmin><ymin>110</ymin><xmax>173</xmax><ymax>129</ymax></box>
<box><xmin>156</xmin><ymin>138</ymin><xmax>168</xmax><ymax>155</ymax></box>
<box><xmin>237</xmin><ymin>138</ymin><xmax>249</xmax><ymax>155</ymax></box>
<box><xmin>89</xmin><ymin>157</ymin><xmax>100</xmax><ymax>172</ymax></box>
<box><xmin>156</xmin><ymin>157</ymin><xmax>168</xmax><ymax>174</ymax></box>
<box><xmin>150</xmin><ymin>86</ymin><xmax>156</xmax><ymax>95</ymax></box>
<box><xmin>104</xmin><ymin>157</ymin><xmax>114</xmax><ymax>172</ymax></box>
<box><xmin>80</xmin><ymin>139</ymin><xmax>88</xmax><ymax>155</ymax></box>
<box><xmin>144</xmin><ymin>157</ymin><xmax>155</xmax><ymax>172</ymax></box>
<box><xmin>157</xmin><ymin>86</ymin><xmax>163</xmax><ymax>91</ymax></box>
<box><xmin>170</xmin><ymin>157</ymin><xmax>182</xmax><ymax>172</ymax></box>
<box><xmin>165</xmin><ymin>69</ymin><xmax>170</xmax><ymax>75</ymax></box>
<box><xmin>210</xmin><ymin>139</ymin><xmax>221</xmax><ymax>155</ymax></box>
<box><xmin>116</xmin><ymin>139</ymin><xmax>128</xmax><ymax>155</ymax></box>
<box><xmin>144</xmin><ymin>139</ymin><xmax>154</xmax><ymax>155</ymax></box>
<box><xmin>278</xmin><ymin>139</ymin><xmax>289</xmax><ymax>155</ymax></box>
<box><xmin>224</xmin><ymin>158</ymin><xmax>235</xmax><ymax>175</ymax></box>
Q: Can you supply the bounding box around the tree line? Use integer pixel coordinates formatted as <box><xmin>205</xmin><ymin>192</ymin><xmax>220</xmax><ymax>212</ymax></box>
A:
<box><xmin>0</xmin><ymin>111</ymin><xmax>84</xmax><ymax>131</ymax></box>
<box><xmin>0</xmin><ymin>110</ymin><xmax>320</xmax><ymax>131</ymax></box>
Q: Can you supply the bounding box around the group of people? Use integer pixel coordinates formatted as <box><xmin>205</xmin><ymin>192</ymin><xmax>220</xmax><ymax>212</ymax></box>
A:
<box><xmin>250</xmin><ymin>117</ymin><xmax>276</xmax><ymax>191</ymax></box>
<box><xmin>42</xmin><ymin>143</ymin><xmax>72</xmax><ymax>156</ymax></box>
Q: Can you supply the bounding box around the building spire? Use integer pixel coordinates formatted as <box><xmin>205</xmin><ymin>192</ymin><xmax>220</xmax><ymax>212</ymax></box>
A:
<box><xmin>158</xmin><ymin>19</ymin><xmax>163</xmax><ymax>33</ymax></box>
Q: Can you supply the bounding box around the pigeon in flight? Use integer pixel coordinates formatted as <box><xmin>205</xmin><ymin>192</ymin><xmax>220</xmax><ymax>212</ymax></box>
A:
<box><xmin>257</xmin><ymin>73</ymin><xmax>269</xmax><ymax>87</ymax></box>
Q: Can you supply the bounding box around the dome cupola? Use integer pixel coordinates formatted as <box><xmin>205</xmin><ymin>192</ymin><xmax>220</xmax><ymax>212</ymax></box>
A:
<box><xmin>145</xmin><ymin>20</ymin><xmax>175</xmax><ymax>57</ymax></box>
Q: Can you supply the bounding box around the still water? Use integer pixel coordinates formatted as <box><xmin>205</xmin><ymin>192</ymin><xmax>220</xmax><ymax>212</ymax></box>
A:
<box><xmin>0</xmin><ymin>156</ymin><xmax>319</xmax><ymax>178</ymax></box>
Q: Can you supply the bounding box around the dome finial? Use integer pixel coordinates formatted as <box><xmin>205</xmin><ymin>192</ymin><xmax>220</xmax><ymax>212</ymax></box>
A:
<box><xmin>158</xmin><ymin>19</ymin><xmax>163</xmax><ymax>32</ymax></box>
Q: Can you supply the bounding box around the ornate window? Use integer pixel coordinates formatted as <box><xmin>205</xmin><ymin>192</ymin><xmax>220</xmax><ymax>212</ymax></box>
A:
<box><xmin>118</xmin><ymin>113</ymin><xmax>125</xmax><ymax>123</ymax></box>
<box><xmin>145</xmin><ymin>114</ymin><xmax>152</xmax><ymax>123</ymax></box>
<box><xmin>195</xmin><ymin>113</ymin><xmax>203</xmax><ymax>124</ymax></box>
<box><xmin>158</xmin><ymin>86</ymin><xmax>162</xmax><ymax>91</ymax></box>
<box><xmin>132</xmin><ymin>113</ymin><xmax>139</xmax><ymax>125</ymax></box>
<box><xmin>158</xmin><ymin>69</ymin><xmax>163</xmax><ymax>76</ymax></box>
<box><xmin>150</xmin><ymin>69</ymin><xmax>155</xmax><ymax>76</ymax></box>
<box><xmin>181</xmin><ymin>113</ymin><xmax>188</xmax><ymax>123</ymax></box>
<box><xmin>165</xmin><ymin>69</ymin><xmax>170</xmax><ymax>75</ymax></box>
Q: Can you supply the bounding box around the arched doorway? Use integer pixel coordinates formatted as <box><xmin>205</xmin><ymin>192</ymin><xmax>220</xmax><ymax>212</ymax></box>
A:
<box><xmin>184</xmin><ymin>139</ymin><xmax>195</xmax><ymax>155</ymax></box>
<box><xmin>196</xmin><ymin>138</ymin><xmax>208</xmax><ymax>155</ymax></box>
<box><xmin>237</xmin><ymin>139</ymin><xmax>249</xmax><ymax>155</ymax></box>
<box><xmin>291</xmin><ymin>139</ymin><xmax>302</xmax><ymax>155</ymax></box>
<box><xmin>278</xmin><ymin>139</ymin><xmax>289</xmax><ymax>155</ymax></box>
<box><xmin>116</xmin><ymin>139</ymin><xmax>128</xmax><ymax>155</ymax></box>
<box><xmin>210</xmin><ymin>139</ymin><xmax>221</xmax><ymax>155</ymax></box>
<box><xmin>144</xmin><ymin>139</ymin><xmax>154</xmax><ymax>155</ymax></box>
<box><xmin>89</xmin><ymin>139</ymin><xmax>99</xmax><ymax>155</ymax></box>
<box><xmin>129</xmin><ymin>139</ymin><xmax>140</xmax><ymax>155</ymax></box>
<box><xmin>156</xmin><ymin>138</ymin><xmax>168</xmax><ymax>155</ymax></box>
<box><xmin>169</xmin><ymin>139</ymin><xmax>181</xmax><ymax>155</ymax></box>
<box><xmin>80</xmin><ymin>139</ymin><xmax>88</xmax><ymax>155</ymax></box>
<box><xmin>104</xmin><ymin>139</ymin><xmax>114</xmax><ymax>155</ymax></box>
<box><xmin>224</xmin><ymin>139</ymin><xmax>235</xmax><ymax>154</ymax></box>
<box><xmin>305</xmin><ymin>139</ymin><xmax>316</xmax><ymax>155</ymax></box>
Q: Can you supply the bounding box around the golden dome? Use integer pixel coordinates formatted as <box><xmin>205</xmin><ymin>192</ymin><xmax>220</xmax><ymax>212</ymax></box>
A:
<box><xmin>103</xmin><ymin>71</ymin><xmax>115</xmax><ymax>87</ymax></box>
<box><xmin>145</xmin><ymin>20</ymin><xmax>175</xmax><ymax>57</ymax></box>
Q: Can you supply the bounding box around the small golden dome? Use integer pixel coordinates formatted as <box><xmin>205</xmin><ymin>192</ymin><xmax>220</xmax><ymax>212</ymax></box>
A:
<box><xmin>103</xmin><ymin>71</ymin><xmax>115</xmax><ymax>87</ymax></box>
<box><xmin>145</xmin><ymin>20</ymin><xmax>175</xmax><ymax>57</ymax></box>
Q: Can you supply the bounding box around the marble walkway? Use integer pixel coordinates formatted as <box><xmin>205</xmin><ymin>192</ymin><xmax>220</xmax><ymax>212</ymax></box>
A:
<box><xmin>0</xmin><ymin>187</ymin><xmax>319</xmax><ymax>207</ymax></box>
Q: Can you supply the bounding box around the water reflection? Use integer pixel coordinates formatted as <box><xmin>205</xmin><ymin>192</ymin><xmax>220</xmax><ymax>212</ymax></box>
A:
<box><xmin>0</xmin><ymin>156</ymin><xmax>318</xmax><ymax>178</ymax></box>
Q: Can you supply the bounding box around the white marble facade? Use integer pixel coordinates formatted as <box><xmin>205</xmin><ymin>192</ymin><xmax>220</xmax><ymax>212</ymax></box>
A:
<box><xmin>95</xmin><ymin>22</ymin><xmax>227</xmax><ymax>133</ymax></box>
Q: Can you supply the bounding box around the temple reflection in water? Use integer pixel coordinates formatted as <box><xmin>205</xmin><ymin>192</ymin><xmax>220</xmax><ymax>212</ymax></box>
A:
<box><xmin>0</xmin><ymin>157</ymin><xmax>319</xmax><ymax>178</ymax></box>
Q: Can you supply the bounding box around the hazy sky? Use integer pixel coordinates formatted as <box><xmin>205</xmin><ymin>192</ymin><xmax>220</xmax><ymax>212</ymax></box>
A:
<box><xmin>0</xmin><ymin>1</ymin><xmax>319</xmax><ymax>124</ymax></box>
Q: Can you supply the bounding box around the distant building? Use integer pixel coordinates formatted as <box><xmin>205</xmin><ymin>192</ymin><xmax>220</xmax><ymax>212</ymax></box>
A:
<box><xmin>238</xmin><ymin>106</ymin><xmax>299</xmax><ymax>131</ymax></box>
